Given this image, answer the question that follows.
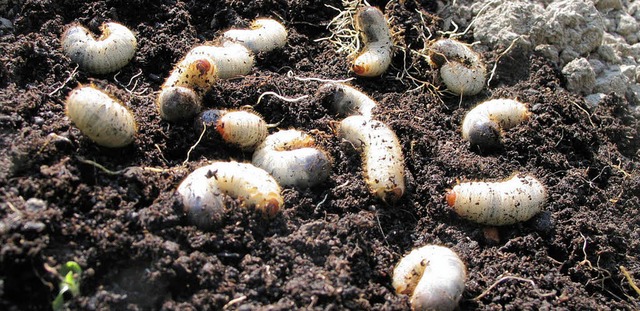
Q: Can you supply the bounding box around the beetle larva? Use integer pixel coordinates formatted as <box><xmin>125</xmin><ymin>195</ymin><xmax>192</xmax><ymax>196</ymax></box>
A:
<box><xmin>316</xmin><ymin>82</ymin><xmax>376</xmax><ymax>118</ymax></box>
<box><xmin>392</xmin><ymin>245</ymin><xmax>466</xmax><ymax>311</ymax></box>
<box><xmin>445</xmin><ymin>174</ymin><xmax>547</xmax><ymax>226</ymax></box>
<box><xmin>194</xmin><ymin>109</ymin><xmax>267</xmax><ymax>151</ymax></box>
<box><xmin>157</xmin><ymin>42</ymin><xmax>254</xmax><ymax>121</ymax></box>
<box><xmin>177</xmin><ymin>161</ymin><xmax>284</xmax><ymax>230</ymax></box>
<box><xmin>352</xmin><ymin>6</ymin><xmax>393</xmax><ymax>77</ymax></box>
<box><xmin>461</xmin><ymin>98</ymin><xmax>530</xmax><ymax>148</ymax></box>
<box><xmin>223</xmin><ymin>18</ymin><xmax>287</xmax><ymax>53</ymax></box>
<box><xmin>428</xmin><ymin>39</ymin><xmax>486</xmax><ymax>96</ymax></box>
<box><xmin>338</xmin><ymin>115</ymin><xmax>405</xmax><ymax>203</ymax></box>
<box><xmin>252</xmin><ymin>130</ymin><xmax>331</xmax><ymax>188</ymax></box>
<box><xmin>61</xmin><ymin>22</ymin><xmax>137</xmax><ymax>74</ymax></box>
<box><xmin>65</xmin><ymin>85</ymin><xmax>137</xmax><ymax>148</ymax></box>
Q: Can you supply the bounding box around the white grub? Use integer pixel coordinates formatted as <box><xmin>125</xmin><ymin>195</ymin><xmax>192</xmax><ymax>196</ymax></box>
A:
<box><xmin>157</xmin><ymin>43</ymin><xmax>254</xmax><ymax>121</ymax></box>
<box><xmin>316</xmin><ymin>82</ymin><xmax>376</xmax><ymax>118</ymax></box>
<box><xmin>339</xmin><ymin>115</ymin><xmax>405</xmax><ymax>203</ymax></box>
<box><xmin>461</xmin><ymin>98</ymin><xmax>530</xmax><ymax>147</ymax></box>
<box><xmin>65</xmin><ymin>85</ymin><xmax>137</xmax><ymax>148</ymax></box>
<box><xmin>252</xmin><ymin>129</ymin><xmax>331</xmax><ymax>188</ymax></box>
<box><xmin>445</xmin><ymin>174</ymin><xmax>547</xmax><ymax>226</ymax></box>
<box><xmin>195</xmin><ymin>109</ymin><xmax>267</xmax><ymax>151</ymax></box>
<box><xmin>61</xmin><ymin>22</ymin><xmax>137</xmax><ymax>74</ymax></box>
<box><xmin>177</xmin><ymin>161</ymin><xmax>284</xmax><ymax>230</ymax></box>
<box><xmin>223</xmin><ymin>18</ymin><xmax>287</xmax><ymax>53</ymax></box>
<box><xmin>428</xmin><ymin>39</ymin><xmax>486</xmax><ymax>96</ymax></box>
<box><xmin>392</xmin><ymin>245</ymin><xmax>466</xmax><ymax>311</ymax></box>
<box><xmin>352</xmin><ymin>6</ymin><xmax>393</xmax><ymax>77</ymax></box>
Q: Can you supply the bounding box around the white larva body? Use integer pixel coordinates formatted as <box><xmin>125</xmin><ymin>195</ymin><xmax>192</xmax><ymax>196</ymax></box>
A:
<box><xmin>61</xmin><ymin>22</ymin><xmax>137</xmax><ymax>74</ymax></box>
<box><xmin>352</xmin><ymin>6</ymin><xmax>393</xmax><ymax>77</ymax></box>
<box><xmin>252</xmin><ymin>130</ymin><xmax>331</xmax><ymax>188</ymax></box>
<box><xmin>316</xmin><ymin>82</ymin><xmax>376</xmax><ymax>119</ymax></box>
<box><xmin>157</xmin><ymin>43</ymin><xmax>254</xmax><ymax>121</ymax></box>
<box><xmin>339</xmin><ymin>115</ymin><xmax>405</xmax><ymax>203</ymax></box>
<box><xmin>428</xmin><ymin>39</ymin><xmax>486</xmax><ymax>96</ymax></box>
<box><xmin>65</xmin><ymin>86</ymin><xmax>137</xmax><ymax>148</ymax></box>
<box><xmin>195</xmin><ymin>109</ymin><xmax>268</xmax><ymax>151</ymax></box>
<box><xmin>446</xmin><ymin>174</ymin><xmax>547</xmax><ymax>226</ymax></box>
<box><xmin>392</xmin><ymin>245</ymin><xmax>466</xmax><ymax>311</ymax></box>
<box><xmin>223</xmin><ymin>18</ymin><xmax>287</xmax><ymax>53</ymax></box>
<box><xmin>461</xmin><ymin>99</ymin><xmax>530</xmax><ymax>147</ymax></box>
<box><xmin>177</xmin><ymin>161</ymin><xmax>284</xmax><ymax>229</ymax></box>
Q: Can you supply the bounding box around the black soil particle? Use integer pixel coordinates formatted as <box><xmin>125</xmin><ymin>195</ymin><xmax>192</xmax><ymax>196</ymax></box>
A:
<box><xmin>1</xmin><ymin>0</ymin><xmax>639</xmax><ymax>310</ymax></box>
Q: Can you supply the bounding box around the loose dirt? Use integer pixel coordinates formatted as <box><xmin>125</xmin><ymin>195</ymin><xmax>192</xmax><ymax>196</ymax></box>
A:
<box><xmin>0</xmin><ymin>0</ymin><xmax>638</xmax><ymax>310</ymax></box>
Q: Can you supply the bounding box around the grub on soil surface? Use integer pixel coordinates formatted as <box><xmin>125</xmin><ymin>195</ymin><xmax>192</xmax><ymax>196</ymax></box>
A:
<box><xmin>0</xmin><ymin>0</ymin><xmax>639</xmax><ymax>310</ymax></box>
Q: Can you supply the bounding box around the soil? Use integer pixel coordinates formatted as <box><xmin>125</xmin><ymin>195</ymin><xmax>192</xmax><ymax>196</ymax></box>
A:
<box><xmin>1</xmin><ymin>0</ymin><xmax>639</xmax><ymax>310</ymax></box>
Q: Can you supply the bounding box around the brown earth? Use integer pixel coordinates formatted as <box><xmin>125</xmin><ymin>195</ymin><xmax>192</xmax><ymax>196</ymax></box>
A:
<box><xmin>1</xmin><ymin>0</ymin><xmax>639</xmax><ymax>310</ymax></box>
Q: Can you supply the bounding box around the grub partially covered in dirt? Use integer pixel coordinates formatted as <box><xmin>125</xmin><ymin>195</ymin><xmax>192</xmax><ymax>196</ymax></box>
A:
<box><xmin>0</xmin><ymin>0</ymin><xmax>638</xmax><ymax>310</ymax></box>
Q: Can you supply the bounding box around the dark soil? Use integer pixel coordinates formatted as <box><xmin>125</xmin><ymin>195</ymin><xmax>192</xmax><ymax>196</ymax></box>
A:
<box><xmin>1</xmin><ymin>0</ymin><xmax>639</xmax><ymax>310</ymax></box>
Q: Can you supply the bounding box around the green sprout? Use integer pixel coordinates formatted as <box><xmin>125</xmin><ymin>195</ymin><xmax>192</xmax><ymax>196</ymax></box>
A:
<box><xmin>52</xmin><ymin>261</ymin><xmax>82</xmax><ymax>311</ymax></box>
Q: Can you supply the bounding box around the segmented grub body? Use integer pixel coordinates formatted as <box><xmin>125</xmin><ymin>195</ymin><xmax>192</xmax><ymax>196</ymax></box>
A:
<box><xmin>61</xmin><ymin>22</ymin><xmax>137</xmax><ymax>74</ymax></box>
<box><xmin>65</xmin><ymin>86</ymin><xmax>137</xmax><ymax>148</ymax></box>
<box><xmin>461</xmin><ymin>98</ymin><xmax>530</xmax><ymax>147</ymax></box>
<box><xmin>177</xmin><ymin>161</ymin><xmax>284</xmax><ymax>230</ymax></box>
<box><xmin>352</xmin><ymin>6</ymin><xmax>393</xmax><ymax>77</ymax></box>
<box><xmin>316</xmin><ymin>82</ymin><xmax>377</xmax><ymax>118</ymax></box>
<box><xmin>428</xmin><ymin>39</ymin><xmax>486</xmax><ymax>96</ymax></box>
<box><xmin>339</xmin><ymin>115</ymin><xmax>405</xmax><ymax>203</ymax></box>
<box><xmin>195</xmin><ymin>109</ymin><xmax>267</xmax><ymax>151</ymax></box>
<box><xmin>157</xmin><ymin>43</ymin><xmax>254</xmax><ymax>121</ymax></box>
<box><xmin>223</xmin><ymin>18</ymin><xmax>288</xmax><ymax>53</ymax></box>
<box><xmin>392</xmin><ymin>245</ymin><xmax>466</xmax><ymax>311</ymax></box>
<box><xmin>445</xmin><ymin>174</ymin><xmax>547</xmax><ymax>226</ymax></box>
<box><xmin>252</xmin><ymin>130</ymin><xmax>331</xmax><ymax>188</ymax></box>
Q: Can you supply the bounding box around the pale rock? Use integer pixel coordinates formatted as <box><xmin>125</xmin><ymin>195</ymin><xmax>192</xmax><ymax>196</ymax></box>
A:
<box><xmin>535</xmin><ymin>44</ymin><xmax>560</xmax><ymax>64</ymax></box>
<box><xmin>531</xmin><ymin>0</ymin><xmax>604</xmax><ymax>58</ymax></box>
<box><xmin>616</xmin><ymin>14</ymin><xmax>638</xmax><ymax>36</ymax></box>
<box><xmin>562</xmin><ymin>58</ymin><xmax>596</xmax><ymax>94</ymax></box>
<box><xmin>471</xmin><ymin>0</ymin><xmax>542</xmax><ymax>51</ymax></box>
<box><xmin>625</xmin><ymin>83</ymin><xmax>640</xmax><ymax>105</ymax></box>
<box><xmin>620</xmin><ymin>64</ymin><xmax>636</xmax><ymax>80</ymax></box>
<box><xmin>560</xmin><ymin>48</ymin><xmax>581</xmax><ymax>64</ymax></box>
<box><xmin>585</xmin><ymin>93</ymin><xmax>607</xmax><ymax>107</ymax></box>
<box><xmin>598</xmin><ymin>44</ymin><xmax>622</xmax><ymax>63</ymax></box>
<box><xmin>594</xmin><ymin>0</ymin><xmax>623</xmax><ymax>11</ymax></box>
<box><xmin>589</xmin><ymin>58</ymin><xmax>606</xmax><ymax>74</ymax></box>
<box><xmin>594</xmin><ymin>67</ymin><xmax>629</xmax><ymax>95</ymax></box>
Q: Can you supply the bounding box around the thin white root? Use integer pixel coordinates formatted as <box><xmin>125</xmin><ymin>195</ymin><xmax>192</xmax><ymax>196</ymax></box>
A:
<box><xmin>256</xmin><ymin>91</ymin><xmax>309</xmax><ymax>106</ymax></box>
<box><xmin>182</xmin><ymin>122</ymin><xmax>207</xmax><ymax>166</ymax></box>
<box><xmin>286</xmin><ymin>71</ymin><xmax>355</xmax><ymax>83</ymax></box>
<box><xmin>474</xmin><ymin>274</ymin><xmax>557</xmax><ymax>301</ymax></box>
<box><xmin>48</xmin><ymin>65</ymin><xmax>79</xmax><ymax>96</ymax></box>
<box><xmin>486</xmin><ymin>36</ymin><xmax>523</xmax><ymax>87</ymax></box>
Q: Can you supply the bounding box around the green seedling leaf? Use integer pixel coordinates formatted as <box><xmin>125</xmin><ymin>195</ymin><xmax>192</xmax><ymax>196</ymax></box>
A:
<box><xmin>52</xmin><ymin>261</ymin><xmax>82</xmax><ymax>311</ymax></box>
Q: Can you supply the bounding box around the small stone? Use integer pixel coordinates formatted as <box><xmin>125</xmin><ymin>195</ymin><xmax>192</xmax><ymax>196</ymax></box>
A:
<box><xmin>562</xmin><ymin>58</ymin><xmax>596</xmax><ymax>94</ymax></box>
<box><xmin>616</xmin><ymin>14</ymin><xmax>637</xmax><ymax>36</ymax></box>
<box><xmin>25</xmin><ymin>198</ymin><xmax>47</xmax><ymax>212</ymax></box>
<box><xmin>23</xmin><ymin>221</ymin><xmax>46</xmax><ymax>232</ymax></box>
<box><xmin>585</xmin><ymin>93</ymin><xmax>607</xmax><ymax>107</ymax></box>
